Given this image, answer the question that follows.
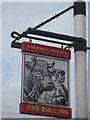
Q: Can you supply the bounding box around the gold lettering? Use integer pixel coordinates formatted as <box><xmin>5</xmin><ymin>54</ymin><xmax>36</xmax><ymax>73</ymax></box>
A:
<box><xmin>53</xmin><ymin>49</ymin><xmax>59</xmax><ymax>53</ymax></box>
<box><xmin>27</xmin><ymin>105</ymin><xmax>40</xmax><ymax>112</ymax></box>
<box><xmin>31</xmin><ymin>106</ymin><xmax>36</xmax><ymax>111</ymax></box>
<box><xmin>46</xmin><ymin>107</ymin><xmax>49</xmax><ymax>113</ymax></box>
<box><xmin>36</xmin><ymin>106</ymin><xmax>39</xmax><ymax>112</ymax></box>
<box><xmin>36</xmin><ymin>46</ymin><xmax>39</xmax><ymax>49</ymax></box>
<box><xmin>42</xmin><ymin>107</ymin><xmax>45</xmax><ymax>112</ymax></box>
<box><xmin>41</xmin><ymin>107</ymin><xmax>57</xmax><ymax>114</ymax></box>
<box><xmin>53</xmin><ymin>108</ymin><xmax>57</xmax><ymax>113</ymax></box>
<box><xmin>27</xmin><ymin>105</ymin><xmax>30</xmax><ymax>110</ymax></box>
<box><xmin>50</xmin><ymin>108</ymin><xmax>53</xmax><ymax>113</ymax></box>
<box><xmin>27</xmin><ymin>45</ymin><xmax>68</xmax><ymax>57</ymax></box>
<box><xmin>64</xmin><ymin>110</ymin><xmax>68</xmax><ymax>115</ymax></box>
<box><xmin>58</xmin><ymin>109</ymin><xmax>68</xmax><ymax>115</ymax></box>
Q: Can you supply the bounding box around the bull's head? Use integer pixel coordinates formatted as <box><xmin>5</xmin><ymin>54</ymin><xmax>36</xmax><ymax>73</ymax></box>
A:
<box><xmin>24</xmin><ymin>56</ymin><xmax>56</xmax><ymax>102</ymax></box>
<box><xmin>31</xmin><ymin>56</ymin><xmax>55</xmax><ymax>92</ymax></box>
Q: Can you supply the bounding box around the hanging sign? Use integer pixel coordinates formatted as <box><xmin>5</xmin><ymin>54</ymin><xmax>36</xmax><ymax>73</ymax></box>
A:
<box><xmin>20</xmin><ymin>42</ymin><xmax>72</xmax><ymax>118</ymax></box>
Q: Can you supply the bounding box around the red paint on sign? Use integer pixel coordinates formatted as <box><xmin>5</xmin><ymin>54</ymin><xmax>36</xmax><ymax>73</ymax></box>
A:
<box><xmin>20</xmin><ymin>102</ymin><xmax>72</xmax><ymax>118</ymax></box>
<box><xmin>20</xmin><ymin>42</ymin><xmax>72</xmax><ymax>118</ymax></box>
<box><xmin>22</xmin><ymin>42</ymin><xmax>71</xmax><ymax>59</ymax></box>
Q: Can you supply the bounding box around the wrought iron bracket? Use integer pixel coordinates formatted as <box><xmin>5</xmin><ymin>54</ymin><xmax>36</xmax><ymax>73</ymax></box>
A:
<box><xmin>73</xmin><ymin>38</ymin><xmax>87</xmax><ymax>52</ymax></box>
<box><xmin>11</xmin><ymin>28</ymin><xmax>87</xmax><ymax>52</ymax></box>
<box><xmin>11</xmin><ymin>3</ymin><xmax>88</xmax><ymax>52</ymax></box>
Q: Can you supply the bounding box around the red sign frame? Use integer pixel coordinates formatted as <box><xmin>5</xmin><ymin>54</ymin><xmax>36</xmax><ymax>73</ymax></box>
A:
<box><xmin>21</xmin><ymin>42</ymin><xmax>71</xmax><ymax>59</ymax></box>
<box><xmin>20</xmin><ymin>42</ymin><xmax>72</xmax><ymax>118</ymax></box>
<box><xmin>20</xmin><ymin>102</ymin><xmax>72</xmax><ymax>118</ymax></box>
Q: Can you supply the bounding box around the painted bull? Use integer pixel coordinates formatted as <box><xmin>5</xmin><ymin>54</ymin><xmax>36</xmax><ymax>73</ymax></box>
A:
<box><xmin>23</xmin><ymin>56</ymin><xmax>56</xmax><ymax>102</ymax></box>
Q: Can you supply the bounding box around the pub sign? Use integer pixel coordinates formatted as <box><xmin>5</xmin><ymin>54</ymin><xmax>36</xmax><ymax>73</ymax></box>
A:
<box><xmin>20</xmin><ymin>42</ymin><xmax>72</xmax><ymax>118</ymax></box>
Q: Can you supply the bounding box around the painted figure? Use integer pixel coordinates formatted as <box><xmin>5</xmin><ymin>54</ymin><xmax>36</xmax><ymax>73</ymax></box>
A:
<box><xmin>45</xmin><ymin>69</ymin><xmax>68</xmax><ymax>106</ymax></box>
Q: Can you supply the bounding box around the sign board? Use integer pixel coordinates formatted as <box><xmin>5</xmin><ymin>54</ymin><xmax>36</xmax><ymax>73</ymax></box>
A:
<box><xmin>20</xmin><ymin>42</ymin><xmax>72</xmax><ymax>118</ymax></box>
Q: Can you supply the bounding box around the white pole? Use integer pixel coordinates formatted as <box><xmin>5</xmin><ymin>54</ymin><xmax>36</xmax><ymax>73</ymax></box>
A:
<box><xmin>74</xmin><ymin>1</ymin><xmax>88</xmax><ymax>118</ymax></box>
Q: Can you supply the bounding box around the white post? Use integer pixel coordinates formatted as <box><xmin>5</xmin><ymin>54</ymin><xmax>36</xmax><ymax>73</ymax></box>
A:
<box><xmin>74</xmin><ymin>1</ymin><xmax>88</xmax><ymax>118</ymax></box>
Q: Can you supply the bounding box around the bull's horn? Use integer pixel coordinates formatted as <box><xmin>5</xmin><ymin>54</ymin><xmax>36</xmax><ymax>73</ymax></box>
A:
<box><xmin>48</xmin><ymin>61</ymin><xmax>55</xmax><ymax>68</ymax></box>
<box><xmin>31</xmin><ymin>56</ymin><xmax>37</xmax><ymax>62</ymax></box>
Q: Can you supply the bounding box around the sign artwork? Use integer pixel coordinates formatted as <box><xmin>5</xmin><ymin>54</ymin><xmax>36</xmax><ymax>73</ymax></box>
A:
<box><xmin>20</xmin><ymin>42</ymin><xmax>72</xmax><ymax>118</ymax></box>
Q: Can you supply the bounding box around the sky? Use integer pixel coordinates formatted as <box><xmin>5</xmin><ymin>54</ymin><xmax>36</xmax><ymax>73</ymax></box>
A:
<box><xmin>0</xmin><ymin>0</ymin><xmax>90</xmax><ymax>119</ymax></box>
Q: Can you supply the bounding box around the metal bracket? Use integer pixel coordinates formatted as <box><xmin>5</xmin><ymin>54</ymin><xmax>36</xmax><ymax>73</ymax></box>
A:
<box><xmin>73</xmin><ymin>38</ymin><xmax>87</xmax><ymax>52</ymax></box>
<box><xmin>10</xmin><ymin>4</ymin><xmax>88</xmax><ymax>52</ymax></box>
<box><xmin>11</xmin><ymin>28</ymin><xmax>87</xmax><ymax>52</ymax></box>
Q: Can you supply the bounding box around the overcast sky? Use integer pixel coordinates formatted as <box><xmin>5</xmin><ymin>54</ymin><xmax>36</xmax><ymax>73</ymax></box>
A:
<box><xmin>1</xmin><ymin>0</ymin><xmax>90</xmax><ymax>119</ymax></box>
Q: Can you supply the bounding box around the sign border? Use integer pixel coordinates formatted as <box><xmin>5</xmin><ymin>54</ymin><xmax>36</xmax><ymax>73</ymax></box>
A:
<box><xmin>20</xmin><ymin>42</ymin><xmax>72</xmax><ymax>118</ymax></box>
<box><xmin>20</xmin><ymin>102</ymin><xmax>72</xmax><ymax>118</ymax></box>
<box><xmin>21</xmin><ymin>42</ymin><xmax>71</xmax><ymax>59</ymax></box>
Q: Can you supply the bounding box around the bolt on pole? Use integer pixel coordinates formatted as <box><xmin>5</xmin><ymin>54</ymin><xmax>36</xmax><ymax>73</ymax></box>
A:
<box><xmin>74</xmin><ymin>1</ymin><xmax>88</xmax><ymax>118</ymax></box>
